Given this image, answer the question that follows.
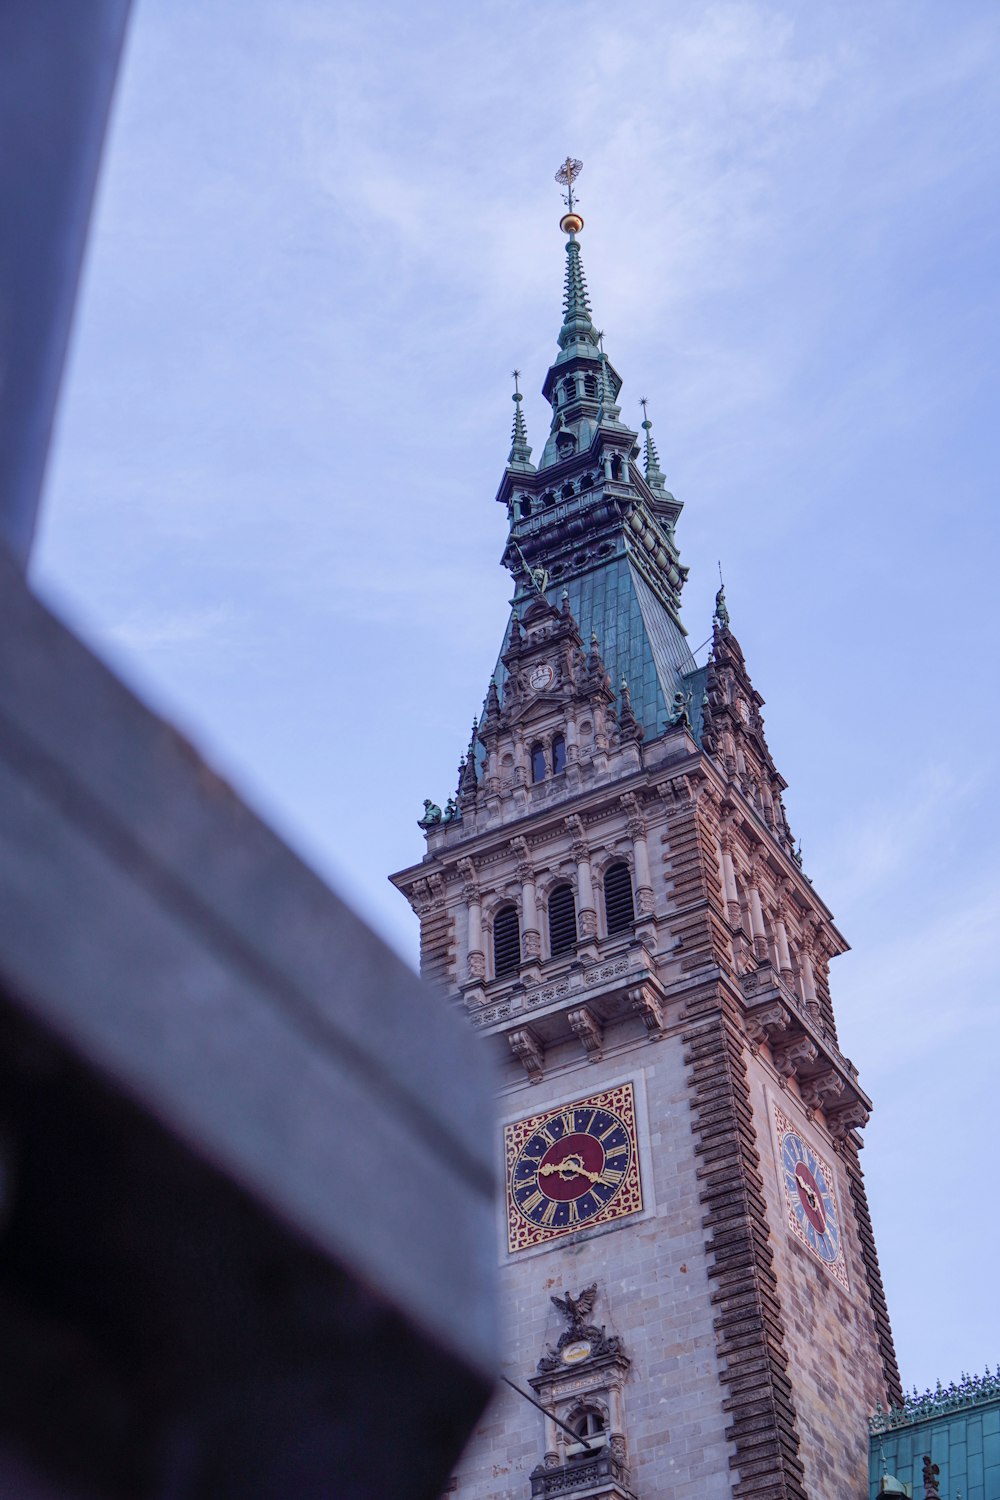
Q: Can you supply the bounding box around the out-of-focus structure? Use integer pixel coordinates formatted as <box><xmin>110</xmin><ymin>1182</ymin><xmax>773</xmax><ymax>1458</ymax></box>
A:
<box><xmin>0</xmin><ymin>8</ymin><xmax>497</xmax><ymax>1497</ymax></box>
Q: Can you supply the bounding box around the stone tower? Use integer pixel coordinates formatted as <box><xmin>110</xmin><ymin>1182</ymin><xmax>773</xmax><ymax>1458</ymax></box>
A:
<box><xmin>390</xmin><ymin>168</ymin><xmax>902</xmax><ymax>1500</ymax></box>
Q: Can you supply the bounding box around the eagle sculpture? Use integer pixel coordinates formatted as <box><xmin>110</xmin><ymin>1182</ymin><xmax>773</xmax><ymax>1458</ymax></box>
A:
<box><xmin>551</xmin><ymin>1283</ymin><xmax>598</xmax><ymax>1335</ymax></box>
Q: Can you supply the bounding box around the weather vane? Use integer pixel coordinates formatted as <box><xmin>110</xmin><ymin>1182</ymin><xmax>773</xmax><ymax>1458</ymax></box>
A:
<box><xmin>555</xmin><ymin>157</ymin><xmax>584</xmax><ymax>235</ymax></box>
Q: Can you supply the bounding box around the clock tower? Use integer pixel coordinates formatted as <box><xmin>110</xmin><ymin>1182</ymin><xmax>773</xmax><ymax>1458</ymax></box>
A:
<box><xmin>390</xmin><ymin>163</ymin><xmax>901</xmax><ymax>1500</ymax></box>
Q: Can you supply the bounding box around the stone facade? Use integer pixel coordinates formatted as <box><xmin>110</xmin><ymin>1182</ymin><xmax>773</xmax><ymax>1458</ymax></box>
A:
<box><xmin>391</xmin><ymin>200</ymin><xmax>900</xmax><ymax>1499</ymax></box>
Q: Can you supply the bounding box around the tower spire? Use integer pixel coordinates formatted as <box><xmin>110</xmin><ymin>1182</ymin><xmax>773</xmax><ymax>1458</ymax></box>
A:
<box><xmin>507</xmin><ymin>368</ymin><xmax>535</xmax><ymax>473</ymax></box>
<box><xmin>554</xmin><ymin>158</ymin><xmax>598</xmax><ymax>354</ymax></box>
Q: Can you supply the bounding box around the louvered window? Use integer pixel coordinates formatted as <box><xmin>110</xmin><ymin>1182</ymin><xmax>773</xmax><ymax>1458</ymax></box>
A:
<box><xmin>493</xmin><ymin>905</ymin><xmax>521</xmax><ymax>978</ymax></box>
<box><xmin>604</xmin><ymin>862</ymin><xmax>634</xmax><ymax>935</ymax></box>
<box><xmin>548</xmin><ymin>884</ymin><xmax>576</xmax><ymax>958</ymax></box>
<box><xmin>552</xmin><ymin>734</ymin><xmax>566</xmax><ymax>775</ymax></box>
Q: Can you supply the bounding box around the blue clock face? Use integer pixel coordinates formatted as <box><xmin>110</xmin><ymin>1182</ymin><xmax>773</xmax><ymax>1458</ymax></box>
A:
<box><xmin>511</xmin><ymin>1104</ymin><xmax>632</xmax><ymax>1235</ymax></box>
<box><xmin>780</xmin><ymin>1130</ymin><xmax>842</xmax><ymax>1266</ymax></box>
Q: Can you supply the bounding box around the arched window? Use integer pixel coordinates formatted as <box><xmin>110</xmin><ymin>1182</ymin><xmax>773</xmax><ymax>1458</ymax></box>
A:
<box><xmin>604</xmin><ymin>862</ymin><xmax>634</xmax><ymax>934</ymax></box>
<box><xmin>561</xmin><ymin>482</ymin><xmax>575</xmax><ymax>500</ymax></box>
<box><xmin>567</xmin><ymin>1405</ymin><xmax>607</xmax><ymax>1458</ymax></box>
<box><xmin>552</xmin><ymin>734</ymin><xmax>566</xmax><ymax>775</ymax></box>
<box><xmin>562</xmin><ymin>377</ymin><xmax>576</xmax><ymax>404</ymax></box>
<box><xmin>575</xmin><ymin>1409</ymin><xmax>606</xmax><ymax>1440</ymax></box>
<box><xmin>493</xmin><ymin>906</ymin><xmax>520</xmax><ymax>978</ymax></box>
<box><xmin>520</xmin><ymin>496</ymin><xmax>532</xmax><ymax>519</ymax></box>
<box><xmin>611</xmin><ymin>453</ymin><xmax>623</xmax><ymax>480</ymax></box>
<box><xmin>548</xmin><ymin>884</ymin><xmax>576</xmax><ymax>957</ymax></box>
<box><xmin>583</xmin><ymin>372</ymin><xmax>598</xmax><ymax>398</ymax></box>
<box><xmin>531</xmin><ymin>743</ymin><xmax>546</xmax><ymax>783</ymax></box>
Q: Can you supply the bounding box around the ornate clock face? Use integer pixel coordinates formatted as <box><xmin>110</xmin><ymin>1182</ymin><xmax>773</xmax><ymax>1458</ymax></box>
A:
<box><xmin>528</xmin><ymin>662</ymin><xmax>554</xmax><ymax>691</ymax></box>
<box><xmin>774</xmin><ymin>1105</ymin><xmax>848</xmax><ymax>1286</ymax></box>
<box><xmin>504</xmin><ymin>1084</ymin><xmax>642</xmax><ymax>1254</ymax></box>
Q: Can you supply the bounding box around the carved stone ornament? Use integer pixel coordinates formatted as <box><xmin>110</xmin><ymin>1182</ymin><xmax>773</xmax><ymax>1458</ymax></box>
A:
<box><xmin>627</xmin><ymin>982</ymin><xmax>664</xmax><ymax>1037</ymax></box>
<box><xmin>773</xmin><ymin>1036</ymin><xmax>818</xmax><ymax>1079</ymax></box>
<box><xmin>578</xmin><ymin>907</ymin><xmax>598</xmax><ymax>939</ymax></box>
<box><xmin>800</xmin><ymin>1069</ymin><xmax>845</xmax><ymax>1110</ymax></box>
<box><xmin>509</xmin><ymin>1027</ymin><xmax>544</xmax><ymax>1081</ymax></box>
<box><xmin>537</xmin><ymin>1284</ymin><xmax>625</xmax><ymax>1373</ymax></box>
<box><xmin>922</xmin><ymin>1455</ymin><xmax>942</xmax><ymax>1500</ymax></box>
<box><xmin>827</xmin><ymin>1100</ymin><xmax>870</xmax><ymax>1138</ymax></box>
<box><xmin>567</xmin><ymin>1005</ymin><xmax>603</xmax><ymax>1061</ymax></box>
<box><xmin>744</xmin><ymin>1001</ymin><xmax>791</xmax><ymax>1044</ymax></box>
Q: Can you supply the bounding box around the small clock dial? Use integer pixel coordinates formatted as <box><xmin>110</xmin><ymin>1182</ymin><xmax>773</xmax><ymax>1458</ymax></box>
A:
<box><xmin>504</xmin><ymin>1084</ymin><xmax>642</xmax><ymax>1253</ymax></box>
<box><xmin>774</xmin><ymin>1105</ymin><xmax>848</xmax><ymax>1286</ymax></box>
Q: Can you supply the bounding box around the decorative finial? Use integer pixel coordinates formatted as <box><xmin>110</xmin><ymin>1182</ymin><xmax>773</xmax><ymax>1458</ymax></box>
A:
<box><xmin>507</xmin><ymin>368</ymin><xmax>534</xmax><ymax>470</ymax></box>
<box><xmin>639</xmin><ymin>397</ymin><xmax>667</xmax><ymax>490</ymax></box>
<box><xmin>555</xmin><ymin>157</ymin><xmax>584</xmax><ymax>235</ymax></box>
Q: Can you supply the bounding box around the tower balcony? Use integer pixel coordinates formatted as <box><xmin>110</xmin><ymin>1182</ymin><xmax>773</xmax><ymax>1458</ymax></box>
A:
<box><xmin>529</xmin><ymin>1448</ymin><xmax>636</xmax><ymax>1499</ymax></box>
<box><xmin>740</xmin><ymin>963</ymin><xmax>871</xmax><ymax>1137</ymax></box>
<box><xmin>465</xmin><ymin>943</ymin><xmax>668</xmax><ymax>1078</ymax></box>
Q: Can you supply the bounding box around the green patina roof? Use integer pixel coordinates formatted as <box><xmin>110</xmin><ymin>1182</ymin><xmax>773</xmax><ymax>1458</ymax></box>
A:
<box><xmin>487</xmin><ymin>552</ymin><xmax>698</xmax><ymax>744</ymax></box>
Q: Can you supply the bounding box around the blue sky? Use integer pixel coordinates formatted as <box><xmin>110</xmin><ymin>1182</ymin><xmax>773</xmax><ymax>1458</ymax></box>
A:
<box><xmin>36</xmin><ymin>0</ymin><xmax>999</xmax><ymax>1396</ymax></box>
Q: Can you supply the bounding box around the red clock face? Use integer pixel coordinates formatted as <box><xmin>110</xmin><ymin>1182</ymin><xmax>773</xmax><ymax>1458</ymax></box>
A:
<box><xmin>774</xmin><ymin>1104</ymin><xmax>848</xmax><ymax>1287</ymax></box>
<box><xmin>504</xmin><ymin>1084</ymin><xmax>643</xmax><ymax>1253</ymax></box>
<box><xmin>535</xmin><ymin>1128</ymin><xmax>616</xmax><ymax>1203</ymax></box>
<box><xmin>792</xmin><ymin>1160</ymin><xmax>827</xmax><ymax>1235</ymax></box>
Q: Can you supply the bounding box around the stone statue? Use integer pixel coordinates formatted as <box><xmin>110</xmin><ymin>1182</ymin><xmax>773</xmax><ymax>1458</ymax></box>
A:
<box><xmin>922</xmin><ymin>1456</ymin><xmax>941</xmax><ymax>1500</ymax></box>
<box><xmin>419</xmin><ymin>799</ymin><xmax>442</xmax><ymax>827</ymax></box>
<box><xmin>666</xmin><ymin>689</ymin><xmax>692</xmax><ymax>728</ymax></box>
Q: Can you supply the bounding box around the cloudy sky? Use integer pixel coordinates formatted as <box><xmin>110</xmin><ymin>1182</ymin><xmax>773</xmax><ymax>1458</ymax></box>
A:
<box><xmin>35</xmin><ymin>0</ymin><xmax>999</xmax><ymax>1396</ymax></box>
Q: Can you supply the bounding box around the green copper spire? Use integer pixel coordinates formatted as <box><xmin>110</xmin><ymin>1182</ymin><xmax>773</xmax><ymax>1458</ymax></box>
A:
<box><xmin>554</xmin><ymin>157</ymin><xmax>599</xmax><ymax>355</ymax></box>
<box><xmin>558</xmin><ymin>233</ymin><xmax>598</xmax><ymax>351</ymax></box>
<box><xmin>507</xmin><ymin>368</ymin><xmax>535</xmax><ymax>473</ymax></box>
<box><xmin>639</xmin><ymin>397</ymin><xmax>671</xmax><ymax>495</ymax></box>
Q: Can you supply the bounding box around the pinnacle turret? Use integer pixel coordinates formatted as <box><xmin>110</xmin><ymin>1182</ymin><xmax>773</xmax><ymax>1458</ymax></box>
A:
<box><xmin>507</xmin><ymin>369</ymin><xmax>535</xmax><ymax>473</ymax></box>
<box><xmin>640</xmin><ymin>398</ymin><xmax>672</xmax><ymax>497</ymax></box>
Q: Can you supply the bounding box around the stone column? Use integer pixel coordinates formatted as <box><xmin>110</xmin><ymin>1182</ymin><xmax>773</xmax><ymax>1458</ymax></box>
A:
<box><xmin>747</xmin><ymin>861</ymin><xmax>769</xmax><ymax>961</ymax></box>
<box><xmin>458</xmin><ymin>858</ymin><xmax>484</xmax><ymax>982</ymax></box>
<box><xmin>774</xmin><ymin>902</ymin><xmax>793</xmax><ymax>978</ymax></box>
<box><xmin>801</xmin><ymin>920</ymin><xmax>822</xmax><ymax>1023</ymax></box>
<box><xmin>622</xmin><ymin>793</ymin><xmax>653</xmax><ymax>917</ymax></box>
<box><xmin>513</xmin><ymin>836</ymin><xmax>540</xmax><ymax>963</ymax></box>
<box><xmin>719</xmin><ymin>832</ymin><xmax>740</xmax><ymax>926</ymax></box>
<box><xmin>567</xmin><ymin>814</ymin><xmax>596</xmax><ymax>939</ymax></box>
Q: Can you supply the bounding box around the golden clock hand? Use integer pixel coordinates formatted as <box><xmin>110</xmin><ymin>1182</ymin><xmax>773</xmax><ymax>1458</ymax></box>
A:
<box><xmin>795</xmin><ymin>1173</ymin><xmax>821</xmax><ymax>1214</ymax></box>
<box><xmin>538</xmin><ymin>1155</ymin><xmax>600</xmax><ymax>1184</ymax></box>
